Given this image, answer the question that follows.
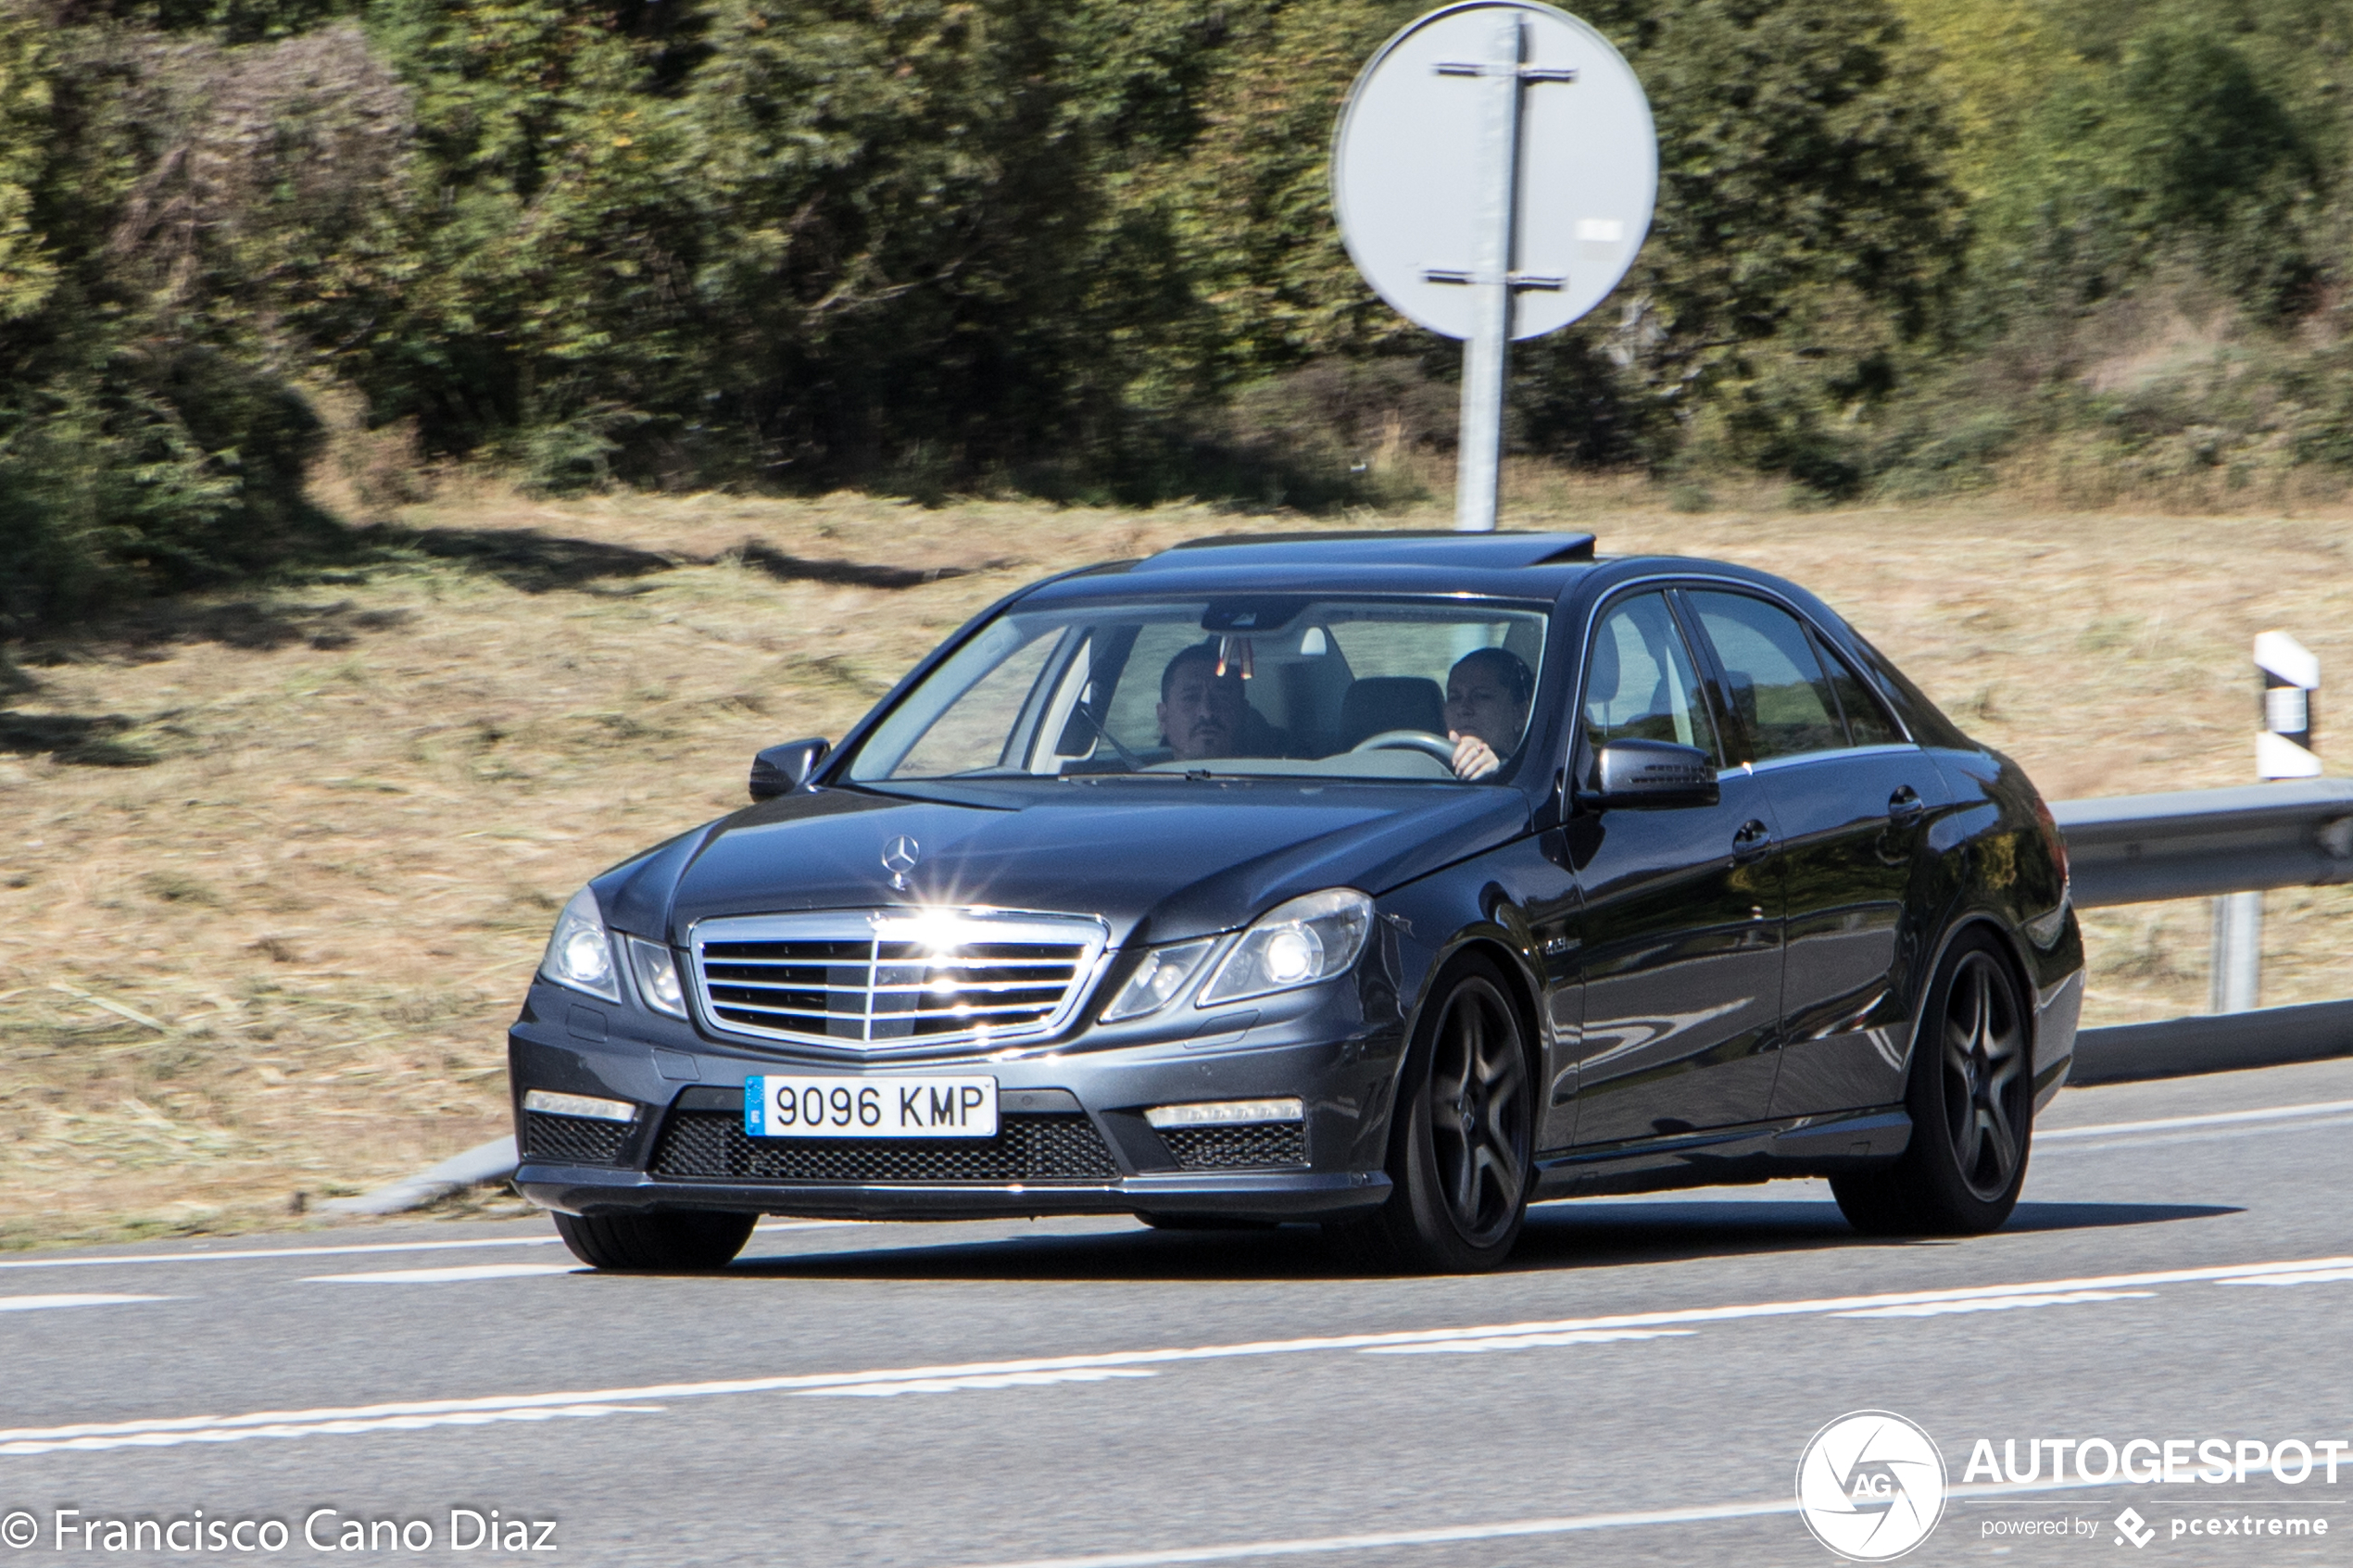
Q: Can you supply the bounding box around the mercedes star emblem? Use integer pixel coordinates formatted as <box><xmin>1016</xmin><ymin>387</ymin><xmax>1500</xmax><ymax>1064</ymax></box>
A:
<box><xmin>881</xmin><ymin>834</ymin><xmax>921</xmax><ymax>890</ymax></box>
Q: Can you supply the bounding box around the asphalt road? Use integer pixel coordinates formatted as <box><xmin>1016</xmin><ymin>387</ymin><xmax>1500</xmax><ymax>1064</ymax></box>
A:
<box><xmin>5</xmin><ymin>1058</ymin><xmax>2351</xmax><ymax>1568</ymax></box>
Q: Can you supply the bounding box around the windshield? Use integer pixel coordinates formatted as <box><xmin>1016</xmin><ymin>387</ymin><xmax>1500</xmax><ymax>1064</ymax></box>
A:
<box><xmin>843</xmin><ymin>596</ymin><xmax>1550</xmax><ymax>784</ymax></box>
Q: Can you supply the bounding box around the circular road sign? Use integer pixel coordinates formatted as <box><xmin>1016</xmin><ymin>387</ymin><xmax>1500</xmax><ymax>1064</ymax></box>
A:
<box><xmin>1331</xmin><ymin>1</ymin><xmax>1656</xmax><ymax>342</ymax></box>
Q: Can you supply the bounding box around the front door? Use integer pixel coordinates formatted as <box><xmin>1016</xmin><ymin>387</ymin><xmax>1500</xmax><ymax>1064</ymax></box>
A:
<box><xmin>1564</xmin><ymin>591</ymin><xmax>1787</xmax><ymax>1148</ymax></box>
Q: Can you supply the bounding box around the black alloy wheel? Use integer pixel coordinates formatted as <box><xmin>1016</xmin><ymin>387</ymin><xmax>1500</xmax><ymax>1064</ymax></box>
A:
<box><xmin>1337</xmin><ymin>955</ymin><xmax>1533</xmax><ymax>1273</ymax></box>
<box><xmin>1832</xmin><ymin>930</ymin><xmax>2032</xmax><ymax>1236</ymax></box>
<box><xmin>553</xmin><ymin>1209</ymin><xmax>757</xmax><ymax>1271</ymax></box>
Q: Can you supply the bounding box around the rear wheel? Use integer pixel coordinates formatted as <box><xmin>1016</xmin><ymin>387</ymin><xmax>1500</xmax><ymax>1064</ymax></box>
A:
<box><xmin>552</xmin><ymin>1209</ymin><xmax>756</xmax><ymax>1271</ymax></box>
<box><xmin>1336</xmin><ymin>956</ymin><xmax>1532</xmax><ymax>1273</ymax></box>
<box><xmin>1832</xmin><ymin>930</ymin><xmax>2032</xmax><ymax>1236</ymax></box>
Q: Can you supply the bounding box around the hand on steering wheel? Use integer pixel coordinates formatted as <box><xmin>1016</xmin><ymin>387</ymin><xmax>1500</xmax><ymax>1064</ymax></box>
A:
<box><xmin>1448</xmin><ymin>732</ymin><xmax>1501</xmax><ymax>780</ymax></box>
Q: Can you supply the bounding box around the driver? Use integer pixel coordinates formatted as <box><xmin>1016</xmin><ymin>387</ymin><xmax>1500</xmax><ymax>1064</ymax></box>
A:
<box><xmin>1157</xmin><ymin>641</ymin><xmax>1250</xmax><ymax>761</ymax></box>
<box><xmin>1443</xmin><ymin>647</ymin><xmax>1534</xmax><ymax>779</ymax></box>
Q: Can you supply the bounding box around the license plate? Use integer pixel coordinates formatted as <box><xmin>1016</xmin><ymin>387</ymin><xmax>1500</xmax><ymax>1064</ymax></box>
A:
<box><xmin>744</xmin><ymin>1075</ymin><xmax>998</xmax><ymax>1139</ymax></box>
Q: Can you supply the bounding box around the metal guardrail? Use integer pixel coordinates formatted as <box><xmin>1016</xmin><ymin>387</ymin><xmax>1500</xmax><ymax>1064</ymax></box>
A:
<box><xmin>2055</xmin><ymin>779</ymin><xmax>2353</xmax><ymax>908</ymax></box>
<box><xmin>2057</xmin><ymin>780</ymin><xmax>2353</xmax><ymax>1083</ymax></box>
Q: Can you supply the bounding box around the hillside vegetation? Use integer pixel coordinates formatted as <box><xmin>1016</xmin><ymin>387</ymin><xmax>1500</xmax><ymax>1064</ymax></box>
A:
<box><xmin>4</xmin><ymin>0</ymin><xmax>2352</xmax><ymax>625</ymax></box>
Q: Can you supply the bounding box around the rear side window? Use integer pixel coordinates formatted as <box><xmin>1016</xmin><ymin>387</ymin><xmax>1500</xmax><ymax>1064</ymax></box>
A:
<box><xmin>1685</xmin><ymin>591</ymin><xmax>1844</xmax><ymax>762</ymax></box>
<box><xmin>1815</xmin><ymin>638</ymin><xmax>1904</xmax><ymax>747</ymax></box>
<box><xmin>1582</xmin><ymin>593</ymin><xmax>1721</xmax><ymax>761</ymax></box>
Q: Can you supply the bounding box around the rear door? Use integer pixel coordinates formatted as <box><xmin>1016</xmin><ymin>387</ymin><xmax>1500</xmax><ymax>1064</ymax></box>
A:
<box><xmin>1562</xmin><ymin>591</ymin><xmax>1788</xmax><ymax>1147</ymax></box>
<box><xmin>1680</xmin><ymin>589</ymin><xmax>1949</xmax><ymax>1118</ymax></box>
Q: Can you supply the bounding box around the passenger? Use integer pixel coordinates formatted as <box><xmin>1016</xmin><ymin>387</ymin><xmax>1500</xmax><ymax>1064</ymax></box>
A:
<box><xmin>1157</xmin><ymin>641</ymin><xmax>1250</xmax><ymax>761</ymax></box>
<box><xmin>1444</xmin><ymin>647</ymin><xmax>1534</xmax><ymax>779</ymax></box>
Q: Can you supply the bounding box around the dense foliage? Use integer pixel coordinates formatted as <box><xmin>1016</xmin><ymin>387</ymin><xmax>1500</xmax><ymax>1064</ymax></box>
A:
<box><xmin>4</xmin><ymin>0</ymin><xmax>2352</xmax><ymax>622</ymax></box>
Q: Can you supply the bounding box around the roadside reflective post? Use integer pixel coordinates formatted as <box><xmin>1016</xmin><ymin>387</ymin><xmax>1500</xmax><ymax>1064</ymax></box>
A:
<box><xmin>2211</xmin><ymin>632</ymin><xmax>2321</xmax><ymax>1013</ymax></box>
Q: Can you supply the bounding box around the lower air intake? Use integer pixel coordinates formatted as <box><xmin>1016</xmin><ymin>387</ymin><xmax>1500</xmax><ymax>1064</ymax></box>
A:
<box><xmin>1158</xmin><ymin>1122</ymin><xmax>1308</xmax><ymax>1172</ymax></box>
<box><xmin>650</xmin><ymin>1110</ymin><xmax>1119</xmax><ymax>1184</ymax></box>
<box><xmin>522</xmin><ymin>1111</ymin><xmax>632</xmax><ymax>1166</ymax></box>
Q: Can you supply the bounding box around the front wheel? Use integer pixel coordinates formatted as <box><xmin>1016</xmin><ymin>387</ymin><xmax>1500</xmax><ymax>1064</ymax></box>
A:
<box><xmin>1334</xmin><ymin>956</ymin><xmax>1532</xmax><ymax>1273</ymax></box>
<box><xmin>1832</xmin><ymin>930</ymin><xmax>2032</xmax><ymax>1236</ymax></box>
<box><xmin>552</xmin><ymin>1209</ymin><xmax>756</xmax><ymax>1271</ymax></box>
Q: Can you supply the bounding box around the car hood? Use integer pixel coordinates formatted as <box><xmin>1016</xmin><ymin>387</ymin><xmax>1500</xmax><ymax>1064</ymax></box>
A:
<box><xmin>602</xmin><ymin>779</ymin><xmax>1532</xmax><ymax>947</ymax></box>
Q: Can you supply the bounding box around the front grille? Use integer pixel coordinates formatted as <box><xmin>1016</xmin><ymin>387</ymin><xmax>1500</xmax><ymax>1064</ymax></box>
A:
<box><xmin>1159</xmin><ymin>1122</ymin><xmax>1308</xmax><ymax>1171</ymax></box>
<box><xmin>650</xmin><ymin>1110</ymin><xmax>1119</xmax><ymax>1184</ymax></box>
<box><xmin>522</xmin><ymin>1110</ymin><xmax>632</xmax><ymax>1165</ymax></box>
<box><xmin>691</xmin><ymin>909</ymin><xmax>1108</xmax><ymax>1051</ymax></box>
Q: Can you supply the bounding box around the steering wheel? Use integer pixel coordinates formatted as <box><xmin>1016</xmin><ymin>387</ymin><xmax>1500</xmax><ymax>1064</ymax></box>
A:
<box><xmin>1349</xmin><ymin>729</ymin><xmax>1458</xmax><ymax>763</ymax></box>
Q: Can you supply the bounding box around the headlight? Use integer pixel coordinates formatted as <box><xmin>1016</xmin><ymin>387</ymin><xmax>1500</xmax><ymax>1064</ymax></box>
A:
<box><xmin>1198</xmin><ymin>888</ymin><xmax>1373</xmax><ymax>1006</ymax></box>
<box><xmin>1101</xmin><ymin>938</ymin><xmax>1219</xmax><ymax>1022</ymax></box>
<box><xmin>539</xmin><ymin>886</ymin><xmax>621</xmax><ymax>1002</ymax></box>
<box><xmin>626</xmin><ymin>936</ymin><xmax>688</xmax><ymax>1019</ymax></box>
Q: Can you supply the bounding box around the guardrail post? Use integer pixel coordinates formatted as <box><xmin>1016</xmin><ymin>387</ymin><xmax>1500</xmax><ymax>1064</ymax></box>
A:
<box><xmin>2208</xmin><ymin>892</ymin><xmax>2262</xmax><ymax>1014</ymax></box>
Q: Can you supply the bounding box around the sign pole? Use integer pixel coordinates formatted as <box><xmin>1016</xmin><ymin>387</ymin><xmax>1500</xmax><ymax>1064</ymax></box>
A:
<box><xmin>1453</xmin><ymin>11</ymin><xmax>1526</xmax><ymax>533</ymax></box>
<box><xmin>1331</xmin><ymin>2</ymin><xmax>1655</xmax><ymax>533</ymax></box>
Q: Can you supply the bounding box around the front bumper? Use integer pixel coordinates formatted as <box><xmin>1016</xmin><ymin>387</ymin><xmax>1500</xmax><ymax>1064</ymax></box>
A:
<box><xmin>516</xmin><ymin>1166</ymin><xmax>1390</xmax><ymax>1223</ymax></box>
<box><xmin>508</xmin><ymin>976</ymin><xmax>1407</xmax><ymax>1223</ymax></box>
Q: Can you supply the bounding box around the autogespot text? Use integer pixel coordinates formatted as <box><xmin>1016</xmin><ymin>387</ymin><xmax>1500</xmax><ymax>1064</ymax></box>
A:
<box><xmin>1962</xmin><ymin>1436</ymin><xmax>2351</xmax><ymax>1486</ymax></box>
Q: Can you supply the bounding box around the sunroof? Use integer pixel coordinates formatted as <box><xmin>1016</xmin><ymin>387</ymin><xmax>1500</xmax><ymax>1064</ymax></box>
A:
<box><xmin>1134</xmin><ymin>531</ymin><xmax>1597</xmax><ymax>571</ymax></box>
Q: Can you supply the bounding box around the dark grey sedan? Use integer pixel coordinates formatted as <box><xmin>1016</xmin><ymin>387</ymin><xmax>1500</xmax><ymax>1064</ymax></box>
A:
<box><xmin>510</xmin><ymin>531</ymin><xmax>2082</xmax><ymax>1272</ymax></box>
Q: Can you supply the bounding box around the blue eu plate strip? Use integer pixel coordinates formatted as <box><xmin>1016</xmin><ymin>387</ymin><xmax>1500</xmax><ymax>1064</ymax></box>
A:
<box><xmin>745</xmin><ymin>1077</ymin><xmax>765</xmax><ymax>1137</ymax></box>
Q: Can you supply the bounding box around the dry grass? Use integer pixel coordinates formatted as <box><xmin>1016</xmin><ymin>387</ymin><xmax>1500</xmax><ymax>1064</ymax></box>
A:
<box><xmin>4</xmin><ymin>471</ymin><xmax>2350</xmax><ymax>1246</ymax></box>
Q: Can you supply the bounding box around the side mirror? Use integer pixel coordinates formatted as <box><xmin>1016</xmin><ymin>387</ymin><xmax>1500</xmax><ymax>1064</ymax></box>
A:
<box><xmin>1580</xmin><ymin>739</ymin><xmax>1719</xmax><ymax>809</ymax></box>
<box><xmin>749</xmin><ymin>736</ymin><xmax>831</xmax><ymax>801</ymax></box>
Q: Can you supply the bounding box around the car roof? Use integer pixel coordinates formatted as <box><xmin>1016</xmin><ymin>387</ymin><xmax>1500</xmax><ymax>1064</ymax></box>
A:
<box><xmin>1021</xmin><ymin>530</ymin><xmax>1602</xmax><ymax>605</ymax></box>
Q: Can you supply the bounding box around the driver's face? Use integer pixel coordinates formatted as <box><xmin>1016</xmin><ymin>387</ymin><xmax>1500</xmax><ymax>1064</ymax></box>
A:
<box><xmin>1444</xmin><ymin>665</ymin><xmax>1527</xmax><ymax>753</ymax></box>
<box><xmin>1158</xmin><ymin>663</ymin><xmax>1245</xmax><ymax>760</ymax></box>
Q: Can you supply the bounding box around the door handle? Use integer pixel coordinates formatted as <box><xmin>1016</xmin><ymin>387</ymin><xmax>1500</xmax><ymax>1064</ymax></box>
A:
<box><xmin>1731</xmin><ymin>818</ymin><xmax>1774</xmax><ymax>860</ymax></box>
<box><xmin>1888</xmin><ymin>785</ymin><xmax>1925</xmax><ymax>823</ymax></box>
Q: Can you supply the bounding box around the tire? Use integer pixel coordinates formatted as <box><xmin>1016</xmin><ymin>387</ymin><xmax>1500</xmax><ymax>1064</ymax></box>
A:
<box><xmin>1832</xmin><ymin>929</ymin><xmax>2033</xmax><ymax>1236</ymax></box>
<box><xmin>1334</xmin><ymin>955</ymin><xmax>1533</xmax><ymax>1273</ymax></box>
<box><xmin>552</xmin><ymin>1209</ymin><xmax>757</xmax><ymax>1271</ymax></box>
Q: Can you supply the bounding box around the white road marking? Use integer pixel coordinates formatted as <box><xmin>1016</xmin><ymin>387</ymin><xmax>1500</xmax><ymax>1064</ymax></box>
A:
<box><xmin>798</xmin><ymin>1369</ymin><xmax>1157</xmax><ymax>1399</ymax></box>
<box><xmin>1362</xmin><ymin>1328</ymin><xmax>1692</xmax><ymax>1355</ymax></box>
<box><xmin>1832</xmin><ymin>1288</ymin><xmax>2153</xmax><ymax>1319</ymax></box>
<box><xmin>8</xmin><ymin>1251</ymin><xmax>2347</xmax><ymax>1460</ymax></box>
<box><xmin>6</xmin><ymin>1404</ymin><xmax>660</xmax><ymax>1457</ymax></box>
<box><xmin>2215</xmin><ymin>1266</ymin><xmax>2353</xmax><ymax>1287</ymax></box>
<box><xmin>0</xmin><ymin>1294</ymin><xmax>171</xmax><ymax>1314</ymax></box>
<box><xmin>2040</xmin><ymin>1098</ymin><xmax>2353</xmax><ymax>1141</ymax></box>
<box><xmin>303</xmin><ymin>1264</ymin><xmax>583</xmax><ymax>1285</ymax></box>
<box><xmin>945</xmin><ymin>1498</ymin><xmax>1814</xmax><ymax>1568</ymax></box>
<box><xmin>0</xmin><ymin>1220</ymin><xmax>851</xmax><ymax>1274</ymax></box>
<box><xmin>932</xmin><ymin>1468</ymin><xmax>2227</xmax><ymax>1568</ymax></box>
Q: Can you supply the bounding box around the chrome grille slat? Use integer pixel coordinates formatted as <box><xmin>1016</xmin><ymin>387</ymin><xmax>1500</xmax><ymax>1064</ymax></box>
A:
<box><xmin>690</xmin><ymin>909</ymin><xmax>1111</xmax><ymax>1053</ymax></box>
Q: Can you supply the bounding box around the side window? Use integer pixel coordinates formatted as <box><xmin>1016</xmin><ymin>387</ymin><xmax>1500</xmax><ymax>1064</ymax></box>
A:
<box><xmin>1582</xmin><ymin>593</ymin><xmax>1721</xmax><ymax>761</ymax></box>
<box><xmin>1686</xmin><ymin>591</ymin><xmax>1845</xmax><ymax>762</ymax></box>
<box><xmin>1814</xmin><ymin>635</ymin><xmax>1904</xmax><ymax>747</ymax></box>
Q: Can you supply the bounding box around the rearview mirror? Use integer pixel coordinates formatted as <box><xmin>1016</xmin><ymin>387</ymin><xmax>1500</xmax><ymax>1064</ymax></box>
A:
<box><xmin>749</xmin><ymin>736</ymin><xmax>830</xmax><ymax>801</ymax></box>
<box><xmin>1580</xmin><ymin>739</ymin><xmax>1719</xmax><ymax>809</ymax></box>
